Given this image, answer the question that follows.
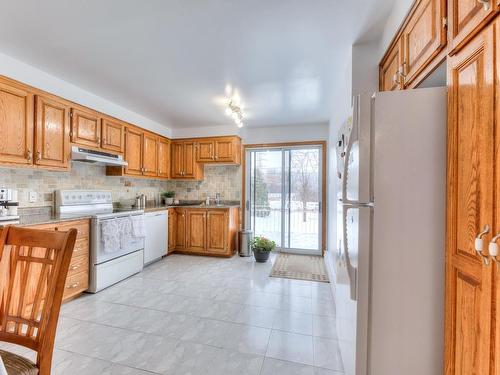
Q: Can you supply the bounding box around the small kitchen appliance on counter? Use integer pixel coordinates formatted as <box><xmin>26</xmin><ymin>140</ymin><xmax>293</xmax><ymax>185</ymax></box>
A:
<box><xmin>0</xmin><ymin>188</ymin><xmax>19</xmax><ymax>224</ymax></box>
<box><xmin>55</xmin><ymin>190</ymin><xmax>145</xmax><ymax>293</ymax></box>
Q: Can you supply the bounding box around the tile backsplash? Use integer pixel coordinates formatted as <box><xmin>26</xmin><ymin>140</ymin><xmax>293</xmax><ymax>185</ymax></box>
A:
<box><xmin>0</xmin><ymin>163</ymin><xmax>242</xmax><ymax>207</ymax></box>
<box><xmin>164</xmin><ymin>165</ymin><xmax>242</xmax><ymax>201</ymax></box>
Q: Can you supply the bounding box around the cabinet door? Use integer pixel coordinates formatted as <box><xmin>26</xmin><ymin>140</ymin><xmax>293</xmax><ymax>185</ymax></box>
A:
<box><xmin>183</xmin><ymin>141</ymin><xmax>198</xmax><ymax>178</ymax></box>
<box><xmin>171</xmin><ymin>141</ymin><xmax>185</xmax><ymax>178</ymax></box>
<box><xmin>175</xmin><ymin>209</ymin><xmax>186</xmax><ymax>249</ymax></box>
<box><xmin>70</xmin><ymin>108</ymin><xmax>101</xmax><ymax>148</ymax></box>
<box><xmin>168</xmin><ymin>209</ymin><xmax>176</xmax><ymax>251</ymax></box>
<box><xmin>379</xmin><ymin>37</ymin><xmax>404</xmax><ymax>91</ymax></box>
<box><xmin>402</xmin><ymin>0</ymin><xmax>446</xmax><ymax>86</ymax></box>
<box><xmin>101</xmin><ymin>118</ymin><xmax>124</xmax><ymax>153</ymax></box>
<box><xmin>214</xmin><ymin>137</ymin><xmax>238</xmax><ymax>162</ymax></box>
<box><xmin>197</xmin><ymin>139</ymin><xmax>215</xmax><ymax>162</ymax></box>
<box><xmin>158</xmin><ymin>138</ymin><xmax>170</xmax><ymax>179</ymax></box>
<box><xmin>448</xmin><ymin>0</ymin><xmax>496</xmax><ymax>52</ymax></box>
<box><xmin>445</xmin><ymin>25</ymin><xmax>494</xmax><ymax>375</ymax></box>
<box><xmin>124</xmin><ymin>127</ymin><xmax>143</xmax><ymax>176</ymax></box>
<box><xmin>186</xmin><ymin>210</ymin><xmax>207</xmax><ymax>252</ymax></box>
<box><xmin>206</xmin><ymin>210</ymin><xmax>228</xmax><ymax>254</ymax></box>
<box><xmin>142</xmin><ymin>133</ymin><xmax>158</xmax><ymax>177</ymax></box>
<box><xmin>34</xmin><ymin>95</ymin><xmax>70</xmax><ymax>169</ymax></box>
<box><xmin>0</xmin><ymin>82</ymin><xmax>34</xmax><ymax>165</ymax></box>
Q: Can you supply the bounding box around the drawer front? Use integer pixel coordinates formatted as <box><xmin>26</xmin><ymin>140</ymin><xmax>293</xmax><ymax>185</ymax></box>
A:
<box><xmin>68</xmin><ymin>254</ymin><xmax>89</xmax><ymax>278</ymax></box>
<box><xmin>57</xmin><ymin>221</ymin><xmax>89</xmax><ymax>239</ymax></box>
<box><xmin>72</xmin><ymin>238</ymin><xmax>89</xmax><ymax>258</ymax></box>
<box><xmin>63</xmin><ymin>271</ymin><xmax>88</xmax><ymax>300</ymax></box>
<box><xmin>30</xmin><ymin>219</ymin><xmax>89</xmax><ymax>240</ymax></box>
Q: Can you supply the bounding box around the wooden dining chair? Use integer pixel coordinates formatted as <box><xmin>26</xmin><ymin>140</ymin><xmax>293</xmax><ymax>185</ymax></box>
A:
<box><xmin>0</xmin><ymin>226</ymin><xmax>77</xmax><ymax>375</ymax></box>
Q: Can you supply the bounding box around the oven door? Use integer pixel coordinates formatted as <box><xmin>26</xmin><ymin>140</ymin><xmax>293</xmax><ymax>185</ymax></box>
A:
<box><xmin>92</xmin><ymin>214</ymin><xmax>145</xmax><ymax>265</ymax></box>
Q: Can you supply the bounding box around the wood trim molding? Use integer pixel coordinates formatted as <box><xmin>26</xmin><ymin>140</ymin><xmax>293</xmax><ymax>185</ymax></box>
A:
<box><xmin>241</xmin><ymin>140</ymin><xmax>328</xmax><ymax>256</ymax></box>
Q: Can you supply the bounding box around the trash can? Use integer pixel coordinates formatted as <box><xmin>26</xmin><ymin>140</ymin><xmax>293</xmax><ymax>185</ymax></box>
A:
<box><xmin>239</xmin><ymin>230</ymin><xmax>253</xmax><ymax>257</ymax></box>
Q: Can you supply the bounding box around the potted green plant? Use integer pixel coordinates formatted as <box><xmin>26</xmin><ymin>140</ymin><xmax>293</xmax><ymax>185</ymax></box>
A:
<box><xmin>162</xmin><ymin>191</ymin><xmax>175</xmax><ymax>205</ymax></box>
<box><xmin>251</xmin><ymin>236</ymin><xmax>276</xmax><ymax>263</ymax></box>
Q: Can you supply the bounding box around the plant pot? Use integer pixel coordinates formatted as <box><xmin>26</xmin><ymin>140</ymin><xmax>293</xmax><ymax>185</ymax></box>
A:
<box><xmin>165</xmin><ymin>197</ymin><xmax>174</xmax><ymax>205</ymax></box>
<box><xmin>253</xmin><ymin>248</ymin><xmax>271</xmax><ymax>263</ymax></box>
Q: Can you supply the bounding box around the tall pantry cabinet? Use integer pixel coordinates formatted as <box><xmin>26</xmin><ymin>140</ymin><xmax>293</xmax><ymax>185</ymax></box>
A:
<box><xmin>445</xmin><ymin>15</ymin><xmax>500</xmax><ymax>375</ymax></box>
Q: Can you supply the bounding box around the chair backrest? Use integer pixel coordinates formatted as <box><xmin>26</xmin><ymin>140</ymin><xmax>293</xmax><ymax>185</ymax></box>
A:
<box><xmin>0</xmin><ymin>225</ymin><xmax>77</xmax><ymax>372</ymax></box>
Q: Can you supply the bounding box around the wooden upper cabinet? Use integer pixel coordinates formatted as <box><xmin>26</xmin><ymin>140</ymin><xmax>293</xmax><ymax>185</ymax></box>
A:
<box><xmin>142</xmin><ymin>132</ymin><xmax>158</xmax><ymax>177</ymax></box>
<box><xmin>379</xmin><ymin>37</ymin><xmax>404</xmax><ymax>91</ymax></box>
<box><xmin>70</xmin><ymin>108</ymin><xmax>101</xmax><ymax>148</ymax></box>
<box><xmin>448</xmin><ymin>0</ymin><xmax>497</xmax><ymax>52</ymax></box>
<box><xmin>101</xmin><ymin>118</ymin><xmax>124</xmax><ymax>153</ymax></box>
<box><xmin>186</xmin><ymin>210</ymin><xmax>207</xmax><ymax>252</ymax></box>
<box><xmin>0</xmin><ymin>82</ymin><xmax>34</xmax><ymax>166</ymax></box>
<box><xmin>206</xmin><ymin>210</ymin><xmax>228</xmax><ymax>254</ymax></box>
<box><xmin>170</xmin><ymin>140</ymin><xmax>203</xmax><ymax>180</ymax></box>
<box><xmin>158</xmin><ymin>137</ymin><xmax>170</xmax><ymax>179</ymax></box>
<box><xmin>34</xmin><ymin>95</ymin><xmax>70</xmax><ymax>169</ymax></box>
<box><xmin>215</xmin><ymin>137</ymin><xmax>240</xmax><ymax>163</ymax></box>
<box><xmin>171</xmin><ymin>141</ymin><xmax>185</xmax><ymax>178</ymax></box>
<box><xmin>401</xmin><ymin>0</ymin><xmax>446</xmax><ymax>86</ymax></box>
<box><xmin>183</xmin><ymin>141</ymin><xmax>198</xmax><ymax>179</ymax></box>
<box><xmin>445</xmin><ymin>25</ymin><xmax>494</xmax><ymax>375</ymax></box>
<box><xmin>124</xmin><ymin>127</ymin><xmax>143</xmax><ymax>176</ymax></box>
<box><xmin>197</xmin><ymin>139</ymin><xmax>215</xmax><ymax>162</ymax></box>
<box><xmin>195</xmin><ymin>136</ymin><xmax>242</xmax><ymax>164</ymax></box>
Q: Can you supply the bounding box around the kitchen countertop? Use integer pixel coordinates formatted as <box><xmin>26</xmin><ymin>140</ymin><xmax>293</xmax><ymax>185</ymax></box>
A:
<box><xmin>1</xmin><ymin>201</ymin><xmax>241</xmax><ymax>228</ymax></box>
<box><xmin>0</xmin><ymin>213</ymin><xmax>93</xmax><ymax>228</ymax></box>
<box><xmin>144</xmin><ymin>202</ymin><xmax>241</xmax><ymax>212</ymax></box>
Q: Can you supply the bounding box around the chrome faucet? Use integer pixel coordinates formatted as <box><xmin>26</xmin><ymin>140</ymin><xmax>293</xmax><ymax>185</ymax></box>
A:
<box><xmin>215</xmin><ymin>193</ymin><xmax>221</xmax><ymax>205</ymax></box>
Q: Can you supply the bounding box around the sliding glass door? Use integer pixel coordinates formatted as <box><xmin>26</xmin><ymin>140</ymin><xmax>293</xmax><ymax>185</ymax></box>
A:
<box><xmin>245</xmin><ymin>145</ymin><xmax>323</xmax><ymax>255</ymax></box>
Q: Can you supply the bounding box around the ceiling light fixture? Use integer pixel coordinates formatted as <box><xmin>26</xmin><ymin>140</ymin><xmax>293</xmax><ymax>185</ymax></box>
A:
<box><xmin>226</xmin><ymin>99</ymin><xmax>244</xmax><ymax>128</ymax></box>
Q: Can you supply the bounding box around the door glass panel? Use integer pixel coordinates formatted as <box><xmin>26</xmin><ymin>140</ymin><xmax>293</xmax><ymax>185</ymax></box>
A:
<box><xmin>249</xmin><ymin>150</ymin><xmax>282</xmax><ymax>248</ymax></box>
<box><xmin>289</xmin><ymin>148</ymin><xmax>320</xmax><ymax>250</ymax></box>
<box><xmin>246</xmin><ymin>146</ymin><xmax>322</xmax><ymax>253</ymax></box>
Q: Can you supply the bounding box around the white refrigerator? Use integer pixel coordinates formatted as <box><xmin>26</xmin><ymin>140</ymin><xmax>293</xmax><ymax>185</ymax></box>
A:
<box><xmin>334</xmin><ymin>87</ymin><xmax>446</xmax><ymax>375</ymax></box>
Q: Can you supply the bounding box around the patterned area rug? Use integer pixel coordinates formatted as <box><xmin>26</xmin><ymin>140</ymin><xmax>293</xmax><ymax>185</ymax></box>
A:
<box><xmin>270</xmin><ymin>253</ymin><xmax>330</xmax><ymax>283</ymax></box>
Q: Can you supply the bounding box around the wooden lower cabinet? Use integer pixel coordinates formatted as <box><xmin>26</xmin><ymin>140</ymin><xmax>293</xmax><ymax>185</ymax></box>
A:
<box><xmin>173</xmin><ymin>207</ymin><xmax>239</xmax><ymax>257</ymax></box>
<box><xmin>186</xmin><ymin>210</ymin><xmax>207</xmax><ymax>252</ymax></box>
<box><xmin>175</xmin><ymin>209</ymin><xmax>187</xmax><ymax>250</ymax></box>
<box><xmin>168</xmin><ymin>208</ymin><xmax>177</xmax><ymax>251</ymax></box>
<box><xmin>206</xmin><ymin>210</ymin><xmax>228</xmax><ymax>254</ymax></box>
<box><xmin>445</xmin><ymin>23</ymin><xmax>496</xmax><ymax>375</ymax></box>
<box><xmin>29</xmin><ymin>219</ymin><xmax>90</xmax><ymax>302</ymax></box>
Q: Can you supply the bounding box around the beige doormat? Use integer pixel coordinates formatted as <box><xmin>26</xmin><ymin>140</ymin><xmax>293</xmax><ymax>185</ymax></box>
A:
<box><xmin>270</xmin><ymin>253</ymin><xmax>330</xmax><ymax>283</ymax></box>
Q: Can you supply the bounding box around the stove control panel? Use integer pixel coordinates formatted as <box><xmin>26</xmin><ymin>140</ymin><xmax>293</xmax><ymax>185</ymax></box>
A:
<box><xmin>56</xmin><ymin>190</ymin><xmax>113</xmax><ymax>206</ymax></box>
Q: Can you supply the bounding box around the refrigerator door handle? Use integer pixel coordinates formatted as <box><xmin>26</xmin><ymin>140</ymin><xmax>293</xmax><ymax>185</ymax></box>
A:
<box><xmin>341</xmin><ymin>96</ymin><xmax>359</xmax><ymax>204</ymax></box>
<box><xmin>342</xmin><ymin>205</ymin><xmax>358</xmax><ymax>301</ymax></box>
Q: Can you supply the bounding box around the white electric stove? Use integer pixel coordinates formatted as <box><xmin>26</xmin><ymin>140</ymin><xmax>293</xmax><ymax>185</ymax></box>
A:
<box><xmin>55</xmin><ymin>190</ymin><xmax>145</xmax><ymax>293</ymax></box>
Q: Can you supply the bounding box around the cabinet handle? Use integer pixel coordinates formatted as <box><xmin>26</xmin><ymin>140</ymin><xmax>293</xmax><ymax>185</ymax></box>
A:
<box><xmin>26</xmin><ymin>150</ymin><xmax>32</xmax><ymax>162</ymax></box>
<box><xmin>477</xmin><ymin>0</ymin><xmax>491</xmax><ymax>10</ymax></box>
<box><xmin>70</xmin><ymin>265</ymin><xmax>81</xmax><ymax>271</ymax></box>
<box><xmin>66</xmin><ymin>282</ymin><xmax>80</xmax><ymax>289</ymax></box>
<box><xmin>97</xmin><ymin>137</ymin><xmax>101</xmax><ymax>144</ymax></box>
<box><xmin>488</xmin><ymin>231</ymin><xmax>500</xmax><ymax>265</ymax></box>
<box><xmin>36</xmin><ymin>151</ymin><xmax>42</xmax><ymax>162</ymax></box>
<box><xmin>475</xmin><ymin>225</ymin><xmax>491</xmax><ymax>266</ymax></box>
<box><xmin>393</xmin><ymin>73</ymin><xmax>401</xmax><ymax>85</ymax></box>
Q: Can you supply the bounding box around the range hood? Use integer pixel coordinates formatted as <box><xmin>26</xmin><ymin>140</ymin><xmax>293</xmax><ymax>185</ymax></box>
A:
<box><xmin>71</xmin><ymin>146</ymin><xmax>128</xmax><ymax>166</ymax></box>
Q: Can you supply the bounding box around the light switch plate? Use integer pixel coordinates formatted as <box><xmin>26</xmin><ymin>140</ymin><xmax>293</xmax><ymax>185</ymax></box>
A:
<box><xmin>29</xmin><ymin>191</ymin><xmax>37</xmax><ymax>203</ymax></box>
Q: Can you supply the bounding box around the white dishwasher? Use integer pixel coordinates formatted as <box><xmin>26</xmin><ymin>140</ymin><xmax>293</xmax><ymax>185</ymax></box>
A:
<box><xmin>144</xmin><ymin>210</ymin><xmax>168</xmax><ymax>265</ymax></box>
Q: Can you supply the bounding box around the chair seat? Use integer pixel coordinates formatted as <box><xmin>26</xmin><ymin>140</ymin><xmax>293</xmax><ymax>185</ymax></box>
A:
<box><xmin>0</xmin><ymin>350</ymin><xmax>38</xmax><ymax>375</ymax></box>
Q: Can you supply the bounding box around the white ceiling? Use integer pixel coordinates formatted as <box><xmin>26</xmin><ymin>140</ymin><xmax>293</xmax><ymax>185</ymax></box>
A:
<box><xmin>0</xmin><ymin>0</ymin><xmax>396</xmax><ymax>129</ymax></box>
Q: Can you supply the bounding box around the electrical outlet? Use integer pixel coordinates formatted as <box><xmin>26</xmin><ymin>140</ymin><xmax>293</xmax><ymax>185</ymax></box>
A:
<box><xmin>29</xmin><ymin>191</ymin><xmax>37</xmax><ymax>203</ymax></box>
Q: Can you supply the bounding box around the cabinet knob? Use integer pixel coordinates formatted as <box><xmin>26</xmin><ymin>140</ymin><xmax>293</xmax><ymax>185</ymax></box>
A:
<box><xmin>477</xmin><ymin>0</ymin><xmax>491</xmax><ymax>10</ymax></box>
<box><xmin>36</xmin><ymin>151</ymin><xmax>42</xmax><ymax>162</ymax></box>
<box><xmin>26</xmin><ymin>150</ymin><xmax>32</xmax><ymax>162</ymax></box>
<box><xmin>475</xmin><ymin>225</ymin><xmax>491</xmax><ymax>266</ymax></box>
